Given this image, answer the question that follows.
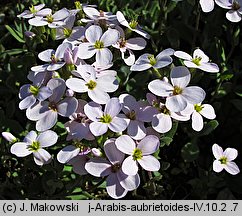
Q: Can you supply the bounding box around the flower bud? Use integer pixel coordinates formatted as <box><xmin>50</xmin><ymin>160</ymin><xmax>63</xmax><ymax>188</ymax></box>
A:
<box><xmin>66</xmin><ymin>89</ymin><xmax>74</xmax><ymax>97</ymax></box>
<box><xmin>2</xmin><ymin>132</ymin><xmax>17</xmax><ymax>143</ymax></box>
<box><xmin>91</xmin><ymin>148</ymin><xmax>102</xmax><ymax>157</ymax></box>
<box><xmin>24</xmin><ymin>31</ymin><xmax>36</xmax><ymax>39</ymax></box>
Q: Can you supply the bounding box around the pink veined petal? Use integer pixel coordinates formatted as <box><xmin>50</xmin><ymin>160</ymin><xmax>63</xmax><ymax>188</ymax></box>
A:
<box><xmin>166</xmin><ymin>95</ymin><xmax>187</xmax><ymax>112</ymax></box>
<box><xmin>115</xmin><ymin>135</ymin><xmax>136</xmax><ymax>155</ymax></box>
<box><xmin>66</xmin><ymin>78</ymin><xmax>88</xmax><ymax>93</ymax></box>
<box><xmin>170</xmin><ymin>66</ymin><xmax>191</xmax><ymax>88</ymax></box>
<box><xmin>213</xmin><ymin>160</ymin><xmax>224</xmax><ymax>173</ymax></box>
<box><xmin>85</xmin><ymin>157</ymin><xmax>112</xmax><ymax>177</ymax></box>
<box><xmin>10</xmin><ymin>142</ymin><xmax>32</xmax><ymax>157</ymax></box>
<box><xmin>24</xmin><ymin>130</ymin><xmax>37</xmax><ymax>144</ymax></box>
<box><xmin>37</xmin><ymin>130</ymin><xmax>58</xmax><ymax>147</ymax></box>
<box><xmin>106</xmin><ymin>173</ymin><xmax>128</xmax><ymax>199</ymax></box>
<box><xmin>88</xmin><ymin>87</ymin><xmax>110</xmax><ymax>104</ymax></box>
<box><xmin>126</xmin><ymin>37</ymin><xmax>147</xmax><ymax>50</ymax></box>
<box><xmin>174</xmin><ymin>51</ymin><xmax>192</xmax><ymax>61</ymax></box>
<box><xmin>193</xmin><ymin>48</ymin><xmax>209</xmax><ymax>63</ymax></box>
<box><xmin>138</xmin><ymin>155</ymin><xmax>160</xmax><ymax>172</ymax></box>
<box><xmin>200</xmin><ymin>104</ymin><xmax>216</xmax><ymax>119</ymax></box>
<box><xmin>104</xmin><ymin>139</ymin><xmax>125</xmax><ymax>164</ymax></box>
<box><xmin>224</xmin><ymin>162</ymin><xmax>240</xmax><ymax>175</ymax></box>
<box><xmin>223</xmin><ymin>148</ymin><xmax>238</xmax><ymax>161</ymax></box>
<box><xmin>116</xmin><ymin>11</ymin><xmax>129</xmax><ymax>28</ymax></box>
<box><xmin>212</xmin><ymin>144</ymin><xmax>224</xmax><ymax>159</ymax></box>
<box><xmin>138</xmin><ymin>135</ymin><xmax>160</xmax><ymax>155</ymax></box>
<box><xmin>33</xmin><ymin>148</ymin><xmax>52</xmax><ymax>165</ymax></box>
<box><xmin>85</xmin><ymin>25</ymin><xmax>102</xmax><ymax>43</ymax></box>
<box><xmin>109</xmin><ymin>116</ymin><xmax>127</xmax><ymax>133</ymax></box>
<box><xmin>148</xmin><ymin>80</ymin><xmax>173</xmax><ymax>97</ymax></box>
<box><xmin>78</xmin><ymin>43</ymin><xmax>96</xmax><ymax>59</ymax></box>
<box><xmin>192</xmin><ymin>112</ymin><xmax>204</xmax><ymax>132</ymax></box>
<box><xmin>95</xmin><ymin>48</ymin><xmax>113</xmax><ymax>66</ymax></box>
<box><xmin>38</xmin><ymin>49</ymin><xmax>54</xmax><ymax>62</ymax></box>
<box><xmin>104</xmin><ymin>98</ymin><xmax>122</xmax><ymax>117</ymax></box>
<box><xmin>118</xmin><ymin>172</ymin><xmax>140</xmax><ymax>191</ymax></box>
<box><xmin>127</xmin><ymin>120</ymin><xmax>146</xmax><ymax>140</ymax></box>
<box><xmin>121</xmin><ymin>156</ymin><xmax>138</xmax><ymax>175</ymax></box>
<box><xmin>89</xmin><ymin>121</ymin><xmax>108</xmax><ymax>136</ymax></box>
<box><xmin>199</xmin><ymin>63</ymin><xmax>219</xmax><ymax>73</ymax></box>
<box><xmin>101</xmin><ymin>28</ymin><xmax>120</xmax><ymax>47</ymax></box>
<box><xmin>96</xmin><ymin>75</ymin><xmax>119</xmax><ymax>93</ymax></box>
<box><xmin>182</xmin><ymin>86</ymin><xmax>206</xmax><ymax>105</ymax></box>
<box><xmin>226</xmin><ymin>10</ymin><xmax>242</xmax><ymax>22</ymax></box>
<box><xmin>84</xmin><ymin>101</ymin><xmax>103</xmax><ymax>121</ymax></box>
<box><xmin>57</xmin><ymin>145</ymin><xmax>80</xmax><ymax>163</ymax></box>
<box><xmin>68</xmin><ymin>155</ymin><xmax>88</xmax><ymax>175</ymax></box>
<box><xmin>152</xmin><ymin>113</ymin><xmax>172</xmax><ymax>133</ymax></box>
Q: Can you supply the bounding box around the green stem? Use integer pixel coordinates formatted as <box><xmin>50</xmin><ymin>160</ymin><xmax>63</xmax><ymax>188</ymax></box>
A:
<box><xmin>152</xmin><ymin>67</ymin><xmax>162</xmax><ymax>78</ymax></box>
<box><xmin>191</xmin><ymin>4</ymin><xmax>201</xmax><ymax>51</ymax></box>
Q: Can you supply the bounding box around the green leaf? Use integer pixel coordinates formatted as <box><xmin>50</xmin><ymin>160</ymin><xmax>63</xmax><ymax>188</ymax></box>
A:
<box><xmin>160</xmin><ymin>136</ymin><xmax>173</xmax><ymax>147</ymax></box>
<box><xmin>5</xmin><ymin>25</ymin><xmax>25</xmax><ymax>43</ymax></box>
<box><xmin>197</xmin><ymin>120</ymin><xmax>219</xmax><ymax>136</ymax></box>
<box><xmin>164</xmin><ymin>121</ymin><xmax>178</xmax><ymax>138</ymax></box>
<box><xmin>181</xmin><ymin>142</ymin><xmax>199</xmax><ymax>162</ymax></box>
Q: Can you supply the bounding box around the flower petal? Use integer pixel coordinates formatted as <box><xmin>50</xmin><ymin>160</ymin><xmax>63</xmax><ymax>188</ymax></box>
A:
<box><xmin>57</xmin><ymin>97</ymin><xmax>78</xmax><ymax>117</ymax></box>
<box><xmin>84</xmin><ymin>101</ymin><xmax>103</xmax><ymax>121</ymax></box>
<box><xmin>126</xmin><ymin>37</ymin><xmax>147</xmax><ymax>50</ymax></box>
<box><xmin>85</xmin><ymin>157</ymin><xmax>111</xmax><ymax>177</ymax></box>
<box><xmin>66</xmin><ymin>78</ymin><xmax>88</xmax><ymax>93</ymax></box>
<box><xmin>171</xmin><ymin>66</ymin><xmax>191</xmax><ymax>88</ymax></box>
<box><xmin>109</xmin><ymin>117</ymin><xmax>127</xmax><ymax>132</ymax></box>
<box><xmin>138</xmin><ymin>155</ymin><xmax>160</xmax><ymax>171</ymax></box>
<box><xmin>182</xmin><ymin>86</ymin><xmax>206</xmax><ymax>105</ymax></box>
<box><xmin>78</xmin><ymin>43</ymin><xmax>96</xmax><ymax>59</ymax></box>
<box><xmin>138</xmin><ymin>135</ymin><xmax>159</xmax><ymax>155</ymax></box>
<box><xmin>89</xmin><ymin>121</ymin><xmax>108</xmax><ymax>136</ymax></box>
<box><xmin>106</xmin><ymin>173</ymin><xmax>128</xmax><ymax>199</ymax></box>
<box><xmin>127</xmin><ymin>120</ymin><xmax>146</xmax><ymax>140</ymax></box>
<box><xmin>122</xmin><ymin>156</ymin><xmax>138</xmax><ymax>175</ymax></box>
<box><xmin>200</xmin><ymin>104</ymin><xmax>216</xmax><ymax>119</ymax></box>
<box><xmin>212</xmin><ymin>144</ymin><xmax>223</xmax><ymax>159</ymax></box>
<box><xmin>226</xmin><ymin>10</ymin><xmax>241</xmax><ymax>23</ymax></box>
<box><xmin>166</xmin><ymin>95</ymin><xmax>187</xmax><ymax>112</ymax></box>
<box><xmin>193</xmin><ymin>48</ymin><xmax>209</xmax><ymax>63</ymax></box>
<box><xmin>24</xmin><ymin>130</ymin><xmax>37</xmax><ymax>144</ymax></box>
<box><xmin>192</xmin><ymin>112</ymin><xmax>204</xmax><ymax>132</ymax></box>
<box><xmin>153</xmin><ymin>56</ymin><xmax>172</xmax><ymax>69</ymax></box>
<box><xmin>148</xmin><ymin>80</ymin><xmax>173</xmax><ymax>97</ymax></box>
<box><xmin>96</xmin><ymin>48</ymin><xmax>113</xmax><ymax>66</ymax></box>
<box><xmin>199</xmin><ymin>63</ymin><xmax>219</xmax><ymax>73</ymax></box>
<box><xmin>174</xmin><ymin>51</ymin><xmax>192</xmax><ymax>60</ymax></box>
<box><xmin>200</xmin><ymin>0</ymin><xmax>214</xmax><ymax>12</ymax></box>
<box><xmin>36</xmin><ymin>111</ymin><xmax>57</xmax><ymax>132</ymax></box>
<box><xmin>85</xmin><ymin>25</ymin><xmax>102</xmax><ymax>44</ymax></box>
<box><xmin>156</xmin><ymin>48</ymin><xmax>175</xmax><ymax>58</ymax></box>
<box><xmin>19</xmin><ymin>95</ymin><xmax>36</xmax><ymax>110</ymax></box>
<box><xmin>118</xmin><ymin>172</ymin><xmax>140</xmax><ymax>191</ymax></box>
<box><xmin>47</xmin><ymin>78</ymin><xmax>66</xmax><ymax>103</ymax></box>
<box><xmin>213</xmin><ymin>160</ymin><xmax>224</xmax><ymax>173</ymax></box>
<box><xmin>96</xmin><ymin>75</ymin><xmax>119</xmax><ymax>93</ymax></box>
<box><xmin>115</xmin><ymin>135</ymin><xmax>136</xmax><ymax>155</ymax></box>
<box><xmin>104</xmin><ymin>139</ymin><xmax>125</xmax><ymax>164</ymax></box>
<box><xmin>37</xmin><ymin>130</ymin><xmax>58</xmax><ymax>147</ymax></box>
<box><xmin>68</xmin><ymin>155</ymin><xmax>88</xmax><ymax>175</ymax></box>
<box><xmin>38</xmin><ymin>49</ymin><xmax>54</xmax><ymax>62</ymax></box>
<box><xmin>57</xmin><ymin>145</ymin><xmax>80</xmax><ymax>164</ymax></box>
<box><xmin>10</xmin><ymin>142</ymin><xmax>32</xmax><ymax>157</ymax></box>
<box><xmin>116</xmin><ymin>11</ymin><xmax>129</xmax><ymax>28</ymax></box>
<box><xmin>224</xmin><ymin>162</ymin><xmax>240</xmax><ymax>175</ymax></box>
<box><xmin>88</xmin><ymin>87</ymin><xmax>110</xmax><ymax>104</ymax></box>
<box><xmin>224</xmin><ymin>148</ymin><xmax>238</xmax><ymax>161</ymax></box>
<box><xmin>33</xmin><ymin>149</ymin><xmax>52</xmax><ymax>165</ymax></box>
<box><xmin>104</xmin><ymin>98</ymin><xmax>122</xmax><ymax>117</ymax></box>
<box><xmin>152</xmin><ymin>113</ymin><xmax>172</xmax><ymax>133</ymax></box>
<box><xmin>101</xmin><ymin>28</ymin><xmax>120</xmax><ymax>47</ymax></box>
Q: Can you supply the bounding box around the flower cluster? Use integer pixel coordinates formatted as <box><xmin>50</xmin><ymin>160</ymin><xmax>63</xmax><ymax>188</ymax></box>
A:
<box><xmin>2</xmin><ymin>2</ymin><xmax>239</xmax><ymax>199</ymax></box>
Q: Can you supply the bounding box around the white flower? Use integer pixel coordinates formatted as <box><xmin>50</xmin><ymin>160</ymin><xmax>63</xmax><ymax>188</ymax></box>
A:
<box><xmin>215</xmin><ymin>0</ymin><xmax>242</xmax><ymax>22</ymax></box>
<box><xmin>66</xmin><ymin>64</ymin><xmax>118</xmax><ymax>104</ymax></box>
<box><xmin>10</xmin><ymin>130</ymin><xmax>58</xmax><ymax>166</ymax></box>
<box><xmin>200</xmin><ymin>0</ymin><xmax>215</xmax><ymax>13</ymax></box>
<box><xmin>130</xmin><ymin>48</ymin><xmax>174</xmax><ymax>71</ymax></box>
<box><xmin>212</xmin><ymin>144</ymin><xmax>240</xmax><ymax>175</ymax></box>
<box><xmin>174</xmin><ymin>48</ymin><xmax>219</xmax><ymax>73</ymax></box>
<box><xmin>17</xmin><ymin>4</ymin><xmax>51</xmax><ymax>19</ymax></box>
<box><xmin>181</xmin><ymin>103</ymin><xmax>216</xmax><ymax>131</ymax></box>
<box><xmin>148</xmin><ymin>66</ymin><xmax>206</xmax><ymax>112</ymax></box>
<box><xmin>78</xmin><ymin>25</ymin><xmax>120</xmax><ymax>66</ymax></box>
<box><xmin>116</xmin><ymin>11</ymin><xmax>150</xmax><ymax>39</ymax></box>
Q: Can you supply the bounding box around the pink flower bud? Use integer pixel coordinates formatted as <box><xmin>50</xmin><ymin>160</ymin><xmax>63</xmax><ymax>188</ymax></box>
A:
<box><xmin>66</xmin><ymin>89</ymin><xmax>74</xmax><ymax>97</ymax></box>
<box><xmin>91</xmin><ymin>148</ymin><xmax>102</xmax><ymax>157</ymax></box>
<box><xmin>24</xmin><ymin>31</ymin><xmax>36</xmax><ymax>39</ymax></box>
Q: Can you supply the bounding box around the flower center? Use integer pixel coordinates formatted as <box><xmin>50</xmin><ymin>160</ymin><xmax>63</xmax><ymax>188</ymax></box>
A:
<box><xmin>132</xmin><ymin>148</ymin><xmax>143</xmax><ymax>160</ymax></box>
<box><xmin>219</xmin><ymin>156</ymin><xmax>228</xmax><ymax>165</ymax></box>
<box><xmin>99</xmin><ymin>114</ymin><xmax>112</xmax><ymax>123</ymax></box>
<box><xmin>50</xmin><ymin>54</ymin><xmax>58</xmax><ymax>64</ymax></box>
<box><xmin>29</xmin><ymin>5</ymin><xmax>37</xmax><ymax>14</ymax></box>
<box><xmin>192</xmin><ymin>56</ymin><xmax>202</xmax><ymax>66</ymax></box>
<box><xmin>119</xmin><ymin>38</ymin><xmax>127</xmax><ymax>48</ymax></box>
<box><xmin>159</xmin><ymin>105</ymin><xmax>171</xmax><ymax>115</ymax></box>
<box><xmin>29</xmin><ymin>85</ymin><xmax>39</xmax><ymax>96</ymax></box>
<box><xmin>148</xmin><ymin>55</ymin><xmax>157</xmax><ymax>66</ymax></box>
<box><xmin>173</xmin><ymin>86</ymin><xmax>183</xmax><ymax>95</ymax></box>
<box><xmin>232</xmin><ymin>1</ymin><xmax>241</xmax><ymax>10</ymax></box>
<box><xmin>129</xmin><ymin>20</ymin><xmax>138</xmax><ymax>29</ymax></box>
<box><xmin>125</xmin><ymin>110</ymin><xmax>136</xmax><ymax>120</ymax></box>
<box><xmin>46</xmin><ymin>14</ymin><xmax>54</xmax><ymax>23</ymax></box>
<box><xmin>94</xmin><ymin>40</ymin><xmax>104</xmax><ymax>49</ymax></box>
<box><xmin>111</xmin><ymin>163</ymin><xmax>121</xmax><ymax>173</ymax></box>
<box><xmin>63</xmin><ymin>28</ymin><xmax>72</xmax><ymax>38</ymax></box>
<box><xmin>28</xmin><ymin>141</ymin><xmax>40</xmax><ymax>152</ymax></box>
<box><xmin>85</xmin><ymin>80</ymin><xmax>97</xmax><ymax>90</ymax></box>
<box><xmin>194</xmin><ymin>104</ymin><xmax>203</xmax><ymax>113</ymax></box>
<box><xmin>48</xmin><ymin>102</ymin><xmax>58</xmax><ymax>112</ymax></box>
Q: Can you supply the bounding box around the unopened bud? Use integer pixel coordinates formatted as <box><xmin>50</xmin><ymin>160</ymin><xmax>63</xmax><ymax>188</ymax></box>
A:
<box><xmin>91</xmin><ymin>148</ymin><xmax>102</xmax><ymax>157</ymax></box>
<box><xmin>2</xmin><ymin>132</ymin><xmax>17</xmax><ymax>143</ymax></box>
